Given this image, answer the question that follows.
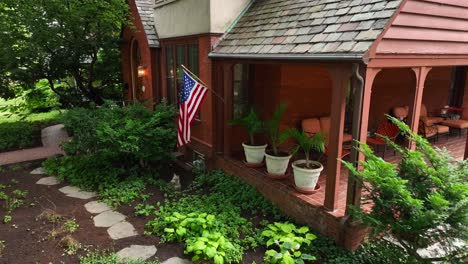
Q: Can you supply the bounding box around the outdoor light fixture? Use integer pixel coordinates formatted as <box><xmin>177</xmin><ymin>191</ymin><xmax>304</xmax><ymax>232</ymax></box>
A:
<box><xmin>137</xmin><ymin>66</ymin><xmax>147</xmax><ymax>77</ymax></box>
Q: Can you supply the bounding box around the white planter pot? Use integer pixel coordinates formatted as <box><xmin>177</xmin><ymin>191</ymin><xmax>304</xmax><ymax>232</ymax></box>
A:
<box><xmin>242</xmin><ymin>143</ymin><xmax>267</xmax><ymax>165</ymax></box>
<box><xmin>265</xmin><ymin>152</ymin><xmax>292</xmax><ymax>176</ymax></box>
<box><xmin>292</xmin><ymin>160</ymin><xmax>323</xmax><ymax>192</ymax></box>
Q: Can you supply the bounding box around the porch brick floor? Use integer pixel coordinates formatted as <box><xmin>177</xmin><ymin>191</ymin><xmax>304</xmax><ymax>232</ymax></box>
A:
<box><xmin>229</xmin><ymin>132</ymin><xmax>466</xmax><ymax>218</ymax></box>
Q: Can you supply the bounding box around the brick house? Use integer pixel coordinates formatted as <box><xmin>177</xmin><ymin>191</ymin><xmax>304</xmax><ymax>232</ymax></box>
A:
<box><xmin>121</xmin><ymin>0</ymin><xmax>468</xmax><ymax>249</ymax></box>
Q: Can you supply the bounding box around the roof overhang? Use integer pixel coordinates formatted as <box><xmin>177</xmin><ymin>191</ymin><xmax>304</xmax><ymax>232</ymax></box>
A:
<box><xmin>208</xmin><ymin>53</ymin><xmax>364</xmax><ymax>62</ymax></box>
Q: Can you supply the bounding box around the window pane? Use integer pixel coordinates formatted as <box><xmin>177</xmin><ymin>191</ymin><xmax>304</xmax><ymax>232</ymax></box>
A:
<box><xmin>233</xmin><ymin>64</ymin><xmax>250</xmax><ymax>119</ymax></box>
<box><xmin>166</xmin><ymin>47</ymin><xmax>175</xmax><ymax>104</ymax></box>
<box><xmin>176</xmin><ymin>46</ymin><xmax>185</xmax><ymax>102</ymax></box>
<box><xmin>188</xmin><ymin>45</ymin><xmax>199</xmax><ymax>76</ymax></box>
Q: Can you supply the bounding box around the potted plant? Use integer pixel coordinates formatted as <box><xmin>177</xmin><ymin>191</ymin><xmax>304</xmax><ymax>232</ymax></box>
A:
<box><xmin>230</xmin><ymin>109</ymin><xmax>267</xmax><ymax>166</ymax></box>
<box><xmin>282</xmin><ymin>129</ymin><xmax>325</xmax><ymax>193</ymax></box>
<box><xmin>264</xmin><ymin>104</ymin><xmax>292</xmax><ymax>178</ymax></box>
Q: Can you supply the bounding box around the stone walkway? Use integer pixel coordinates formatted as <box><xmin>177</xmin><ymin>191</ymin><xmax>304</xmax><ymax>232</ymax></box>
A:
<box><xmin>33</xmin><ymin>167</ymin><xmax>161</xmax><ymax>262</ymax></box>
<box><xmin>0</xmin><ymin>124</ymin><xmax>69</xmax><ymax>165</ymax></box>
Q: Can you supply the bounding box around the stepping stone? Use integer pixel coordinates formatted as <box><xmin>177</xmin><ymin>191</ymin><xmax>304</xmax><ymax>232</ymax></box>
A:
<box><xmin>36</xmin><ymin>177</ymin><xmax>60</xmax><ymax>186</ymax></box>
<box><xmin>162</xmin><ymin>257</ymin><xmax>193</xmax><ymax>264</ymax></box>
<box><xmin>117</xmin><ymin>245</ymin><xmax>157</xmax><ymax>261</ymax></box>
<box><xmin>84</xmin><ymin>201</ymin><xmax>111</xmax><ymax>214</ymax></box>
<box><xmin>30</xmin><ymin>167</ymin><xmax>45</xmax><ymax>175</ymax></box>
<box><xmin>59</xmin><ymin>186</ymin><xmax>81</xmax><ymax>194</ymax></box>
<box><xmin>93</xmin><ymin>211</ymin><xmax>125</xmax><ymax>227</ymax></box>
<box><xmin>107</xmin><ymin>221</ymin><xmax>138</xmax><ymax>240</ymax></box>
<box><xmin>66</xmin><ymin>191</ymin><xmax>96</xmax><ymax>200</ymax></box>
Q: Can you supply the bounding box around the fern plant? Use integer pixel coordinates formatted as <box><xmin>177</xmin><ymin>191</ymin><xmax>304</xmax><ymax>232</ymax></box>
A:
<box><xmin>230</xmin><ymin>108</ymin><xmax>263</xmax><ymax>145</ymax></box>
<box><xmin>264</xmin><ymin>104</ymin><xmax>289</xmax><ymax>156</ymax></box>
<box><xmin>281</xmin><ymin>129</ymin><xmax>325</xmax><ymax>169</ymax></box>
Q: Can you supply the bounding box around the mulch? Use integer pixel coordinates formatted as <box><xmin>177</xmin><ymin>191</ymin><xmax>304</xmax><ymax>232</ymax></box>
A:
<box><xmin>0</xmin><ymin>161</ymin><xmax>264</xmax><ymax>264</ymax></box>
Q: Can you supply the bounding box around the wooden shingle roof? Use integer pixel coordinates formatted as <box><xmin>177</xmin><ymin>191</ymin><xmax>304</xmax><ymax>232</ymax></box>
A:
<box><xmin>135</xmin><ymin>0</ymin><xmax>159</xmax><ymax>48</ymax></box>
<box><xmin>211</xmin><ymin>0</ymin><xmax>403</xmax><ymax>59</ymax></box>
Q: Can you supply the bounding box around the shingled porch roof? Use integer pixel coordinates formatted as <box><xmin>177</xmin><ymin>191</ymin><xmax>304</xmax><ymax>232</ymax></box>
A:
<box><xmin>210</xmin><ymin>0</ymin><xmax>403</xmax><ymax>59</ymax></box>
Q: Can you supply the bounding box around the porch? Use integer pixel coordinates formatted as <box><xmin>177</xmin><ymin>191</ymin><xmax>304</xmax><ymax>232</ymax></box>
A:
<box><xmin>210</xmin><ymin>59</ymin><xmax>468</xmax><ymax>249</ymax></box>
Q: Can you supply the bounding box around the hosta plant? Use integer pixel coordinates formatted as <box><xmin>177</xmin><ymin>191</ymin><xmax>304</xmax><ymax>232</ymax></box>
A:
<box><xmin>262</xmin><ymin>222</ymin><xmax>317</xmax><ymax>264</ymax></box>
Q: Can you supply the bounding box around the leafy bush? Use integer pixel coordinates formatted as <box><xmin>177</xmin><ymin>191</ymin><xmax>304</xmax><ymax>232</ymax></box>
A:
<box><xmin>44</xmin><ymin>102</ymin><xmax>176</xmax><ymax>207</ymax></box>
<box><xmin>61</xmin><ymin>102</ymin><xmax>176</xmax><ymax>169</ymax></box>
<box><xmin>0</xmin><ymin>110</ymin><xmax>62</xmax><ymax>151</ymax></box>
<box><xmin>146</xmin><ymin>170</ymin><xmax>289</xmax><ymax>263</ymax></box>
<box><xmin>262</xmin><ymin>222</ymin><xmax>317</xmax><ymax>264</ymax></box>
<box><xmin>342</xmin><ymin>116</ymin><xmax>468</xmax><ymax>262</ymax></box>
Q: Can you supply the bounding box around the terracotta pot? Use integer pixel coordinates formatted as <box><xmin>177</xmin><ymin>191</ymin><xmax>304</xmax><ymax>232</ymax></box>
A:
<box><xmin>242</xmin><ymin>143</ymin><xmax>267</xmax><ymax>165</ymax></box>
<box><xmin>292</xmin><ymin>160</ymin><xmax>323</xmax><ymax>192</ymax></box>
<box><xmin>265</xmin><ymin>152</ymin><xmax>292</xmax><ymax>177</ymax></box>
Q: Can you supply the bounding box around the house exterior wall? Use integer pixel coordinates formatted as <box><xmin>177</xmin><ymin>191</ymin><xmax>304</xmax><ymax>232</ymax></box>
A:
<box><xmin>375</xmin><ymin>0</ymin><xmax>468</xmax><ymax>56</ymax></box>
<box><xmin>121</xmin><ymin>0</ymin><xmax>157</xmax><ymax>103</ymax></box>
<box><xmin>229</xmin><ymin>64</ymin><xmax>334</xmax><ymax>153</ymax></box>
<box><xmin>154</xmin><ymin>0</ymin><xmax>250</xmax><ymax>39</ymax></box>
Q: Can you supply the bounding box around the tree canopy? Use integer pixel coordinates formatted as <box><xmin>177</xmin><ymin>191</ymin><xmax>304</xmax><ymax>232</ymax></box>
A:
<box><xmin>0</xmin><ymin>0</ymin><xmax>130</xmax><ymax>106</ymax></box>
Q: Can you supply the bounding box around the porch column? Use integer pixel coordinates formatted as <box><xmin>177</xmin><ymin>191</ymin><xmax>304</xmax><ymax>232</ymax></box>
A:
<box><xmin>324</xmin><ymin>66</ymin><xmax>352</xmax><ymax>211</ymax></box>
<box><xmin>408</xmin><ymin>67</ymin><xmax>432</xmax><ymax>150</ymax></box>
<box><xmin>222</xmin><ymin>63</ymin><xmax>234</xmax><ymax>157</ymax></box>
<box><xmin>345</xmin><ymin>67</ymin><xmax>381</xmax><ymax>213</ymax></box>
<box><xmin>465</xmin><ymin>135</ymin><xmax>468</xmax><ymax>160</ymax></box>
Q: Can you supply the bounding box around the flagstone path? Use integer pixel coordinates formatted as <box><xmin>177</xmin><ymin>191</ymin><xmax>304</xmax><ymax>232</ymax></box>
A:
<box><xmin>31</xmin><ymin>167</ymin><xmax>192</xmax><ymax>262</ymax></box>
<box><xmin>0</xmin><ymin>124</ymin><xmax>69</xmax><ymax>165</ymax></box>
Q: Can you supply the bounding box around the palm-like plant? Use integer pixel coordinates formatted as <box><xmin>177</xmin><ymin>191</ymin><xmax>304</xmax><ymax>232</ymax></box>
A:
<box><xmin>230</xmin><ymin>108</ymin><xmax>263</xmax><ymax>145</ymax></box>
<box><xmin>281</xmin><ymin>128</ymin><xmax>325</xmax><ymax>169</ymax></box>
<box><xmin>265</xmin><ymin>104</ymin><xmax>288</xmax><ymax>156</ymax></box>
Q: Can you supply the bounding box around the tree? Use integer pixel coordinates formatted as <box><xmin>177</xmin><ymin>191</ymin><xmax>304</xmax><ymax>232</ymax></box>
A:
<box><xmin>343</xmin><ymin>116</ymin><xmax>467</xmax><ymax>262</ymax></box>
<box><xmin>0</xmin><ymin>0</ymin><xmax>130</xmax><ymax>106</ymax></box>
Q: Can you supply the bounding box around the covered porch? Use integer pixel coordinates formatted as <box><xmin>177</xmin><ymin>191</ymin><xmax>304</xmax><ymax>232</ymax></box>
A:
<box><xmin>210</xmin><ymin>59</ymin><xmax>468</xmax><ymax>249</ymax></box>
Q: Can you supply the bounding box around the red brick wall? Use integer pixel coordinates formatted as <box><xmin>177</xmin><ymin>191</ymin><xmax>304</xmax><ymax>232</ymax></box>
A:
<box><xmin>121</xmin><ymin>0</ymin><xmax>156</xmax><ymax>103</ymax></box>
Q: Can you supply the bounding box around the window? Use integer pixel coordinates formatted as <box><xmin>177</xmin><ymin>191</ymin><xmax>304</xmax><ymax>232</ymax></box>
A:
<box><xmin>165</xmin><ymin>44</ymin><xmax>199</xmax><ymax>106</ymax></box>
<box><xmin>233</xmin><ymin>64</ymin><xmax>250</xmax><ymax>118</ymax></box>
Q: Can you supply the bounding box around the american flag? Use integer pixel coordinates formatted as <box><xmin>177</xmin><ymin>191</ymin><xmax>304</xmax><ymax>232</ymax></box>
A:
<box><xmin>177</xmin><ymin>69</ymin><xmax>208</xmax><ymax>147</ymax></box>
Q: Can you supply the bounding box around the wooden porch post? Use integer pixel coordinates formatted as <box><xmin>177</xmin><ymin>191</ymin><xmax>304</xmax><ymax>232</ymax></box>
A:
<box><xmin>465</xmin><ymin>135</ymin><xmax>468</xmax><ymax>160</ymax></box>
<box><xmin>408</xmin><ymin>67</ymin><xmax>432</xmax><ymax>150</ymax></box>
<box><xmin>324</xmin><ymin>66</ymin><xmax>352</xmax><ymax>211</ymax></box>
<box><xmin>222</xmin><ymin>63</ymin><xmax>234</xmax><ymax>157</ymax></box>
<box><xmin>345</xmin><ymin>67</ymin><xmax>381</xmax><ymax>212</ymax></box>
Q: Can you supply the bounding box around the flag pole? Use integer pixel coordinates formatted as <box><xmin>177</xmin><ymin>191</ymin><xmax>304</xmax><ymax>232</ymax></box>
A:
<box><xmin>181</xmin><ymin>64</ymin><xmax>225</xmax><ymax>104</ymax></box>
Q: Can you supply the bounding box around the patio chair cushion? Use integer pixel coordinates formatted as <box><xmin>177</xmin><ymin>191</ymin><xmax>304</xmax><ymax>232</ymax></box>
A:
<box><xmin>420</xmin><ymin>124</ymin><xmax>437</xmax><ymax>138</ymax></box>
<box><xmin>393</xmin><ymin>106</ymin><xmax>409</xmax><ymax>120</ymax></box>
<box><xmin>302</xmin><ymin>118</ymin><xmax>321</xmax><ymax>137</ymax></box>
<box><xmin>319</xmin><ymin>116</ymin><xmax>352</xmax><ymax>142</ymax></box>
<box><xmin>436</xmin><ymin>125</ymin><xmax>449</xmax><ymax>134</ymax></box>
<box><xmin>440</xmin><ymin>119</ymin><xmax>468</xmax><ymax>129</ymax></box>
<box><xmin>420</xmin><ymin>104</ymin><xmax>428</xmax><ymax>117</ymax></box>
<box><xmin>421</xmin><ymin>116</ymin><xmax>444</xmax><ymax>126</ymax></box>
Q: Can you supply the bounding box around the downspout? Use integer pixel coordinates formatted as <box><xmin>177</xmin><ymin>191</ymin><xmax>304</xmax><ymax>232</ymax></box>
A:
<box><xmin>339</xmin><ymin>63</ymin><xmax>364</xmax><ymax>247</ymax></box>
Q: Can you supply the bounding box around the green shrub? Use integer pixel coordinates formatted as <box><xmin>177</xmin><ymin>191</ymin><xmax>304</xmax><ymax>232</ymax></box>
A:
<box><xmin>342</xmin><ymin>116</ymin><xmax>468</xmax><ymax>262</ymax></box>
<box><xmin>0</xmin><ymin>110</ymin><xmax>62</xmax><ymax>151</ymax></box>
<box><xmin>0</xmin><ymin>122</ymin><xmax>41</xmax><ymax>151</ymax></box>
<box><xmin>61</xmin><ymin>102</ymin><xmax>176</xmax><ymax>169</ymax></box>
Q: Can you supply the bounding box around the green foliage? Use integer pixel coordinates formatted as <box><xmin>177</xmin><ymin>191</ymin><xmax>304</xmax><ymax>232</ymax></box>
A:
<box><xmin>230</xmin><ymin>108</ymin><xmax>263</xmax><ymax>145</ymax></box>
<box><xmin>264</xmin><ymin>104</ymin><xmax>288</xmax><ymax>156</ymax></box>
<box><xmin>3</xmin><ymin>215</ymin><xmax>11</xmax><ymax>224</ymax></box>
<box><xmin>281</xmin><ymin>129</ymin><xmax>325</xmax><ymax>168</ymax></box>
<box><xmin>134</xmin><ymin>203</ymin><xmax>157</xmax><ymax>217</ymax></box>
<box><xmin>0</xmin><ymin>110</ymin><xmax>62</xmax><ymax>151</ymax></box>
<box><xmin>146</xmin><ymin>170</ymin><xmax>288</xmax><ymax>263</ymax></box>
<box><xmin>43</xmin><ymin>103</ymin><xmax>176</xmax><ymax>207</ymax></box>
<box><xmin>342</xmin><ymin>116</ymin><xmax>468</xmax><ymax>262</ymax></box>
<box><xmin>309</xmin><ymin>237</ymin><xmax>420</xmax><ymax>264</ymax></box>
<box><xmin>80</xmin><ymin>250</ymin><xmax>160</xmax><ymax>264</ymax></box>
<box><xmin>5</xmin><ymin>79</ymin><xmax>61</xmax><ymax>114</ymax></box>
<box><xmin>262</xmin><ymin>222</ymin><xmax>317</xmax><ymax>264</ymax></box>
<box><xmin>63</xmin><ymin>219</ymin><xmax>79</xmax><ymax>233</ymax></box>
<box><xmin>161</xmin><ymin>212</ymin><xmax>242</xmax><ymax>263</ymax></box>
<box><xmin>0</xmin><ymin>0</ymin><xmax>129</xmax><ymax>105</ymax></box>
